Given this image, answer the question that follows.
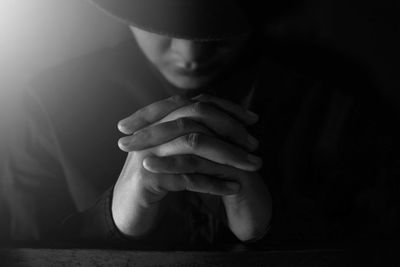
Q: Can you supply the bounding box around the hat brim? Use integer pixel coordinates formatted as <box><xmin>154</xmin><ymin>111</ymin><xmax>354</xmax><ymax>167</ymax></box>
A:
<box><xmin>89</xmin><ymin>0</ymin><xmax>253</xmax><ymax>41</ymax></box>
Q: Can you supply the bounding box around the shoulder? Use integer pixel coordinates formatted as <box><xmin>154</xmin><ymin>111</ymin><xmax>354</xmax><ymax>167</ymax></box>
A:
<box><xmin>25</xmin><ymin>38</ymin><xmax>146</xmax><ymax>127</ymax></box>
<box><xmin>30</xmin><ymin>38</ymin><xmax>142</xmax><ymax>99</ymax></box>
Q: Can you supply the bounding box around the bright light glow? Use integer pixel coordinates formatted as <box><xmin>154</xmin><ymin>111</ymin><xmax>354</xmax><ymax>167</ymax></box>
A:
<box><xmin>0</xmin><ymin>0</ymin><xmax>126</xmax><ymax>93</ymax></box>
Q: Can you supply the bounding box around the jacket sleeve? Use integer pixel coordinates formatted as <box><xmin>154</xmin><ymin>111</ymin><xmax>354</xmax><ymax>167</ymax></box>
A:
<box><xmin>61</xmin><ymin>188</ymin><xmax>238</xmax><ymax>248</ymax></box>
<box><xmin>0</xmin><ymin>89</ymin><xmax>139</xmax><ymax>246</ymax></box>
<box><xmin>1</xmin><ymin>89</ymin><xmax>75</xmax><ymax>242</ymax></box>
<box><xmin>1</xmin><ymin>88</ymin><xmax>235</xmax><ymax>248</ymax></box>
<box><xmin>0</xmin><ymin>89</ymin><xmax>129</xmax><ymax>246</ymax></box>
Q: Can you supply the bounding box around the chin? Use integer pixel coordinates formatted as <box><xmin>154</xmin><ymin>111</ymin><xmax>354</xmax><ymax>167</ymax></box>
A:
<box><xmin>166</xmin><ymin>74</ymin><xmax>217</xmax><ymax>90</ymax></box>
<box><xmin>171</xmin><ymin>80</ymin><xmax>205</xmax><ymax>90</ymax></box>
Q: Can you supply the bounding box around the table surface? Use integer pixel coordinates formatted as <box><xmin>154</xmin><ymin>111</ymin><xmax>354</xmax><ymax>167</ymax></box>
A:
<box><xmin>0</xmin><ymin>248</ymin><xmax>346</xmax><ymax>267</ymax></box>
<box><xmin>0</xmin><ymin>243</ymin><xmax>397</xmax><ymax>267</ymax></box>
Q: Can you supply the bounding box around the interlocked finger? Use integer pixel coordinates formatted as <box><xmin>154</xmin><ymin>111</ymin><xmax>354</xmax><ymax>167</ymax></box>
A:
<box><xmin>158</xmin><ymin>101</ymin><xmax>259</xmax><ymax>151</ymax></box>
<box><xmin>192</xmin><ymin>94</ymin><xmax>259</xmax><ymax>125</ymax></box>
<box><xmin>118</xmin><ymin>95</ymin><xmax>192</xmax><ymax>134</ymax></box>
<box><xmin>153</xmin><ymin>133</ymin><xmax>262</xmax><ymax>172</ymax></box>
<box><xmin>143</xmin><ymin>154</ymin><xmax>245</xmax><ymax>181</ymax></box>
<box><xmin>118</xmin><ymin>118</ymin><xmax>213</xmax><ymax>152</ymax></box>
<box><xmin>148</xmin><ymin>173</ymin><xmax>240</xmax><ymax>196</ymax></box>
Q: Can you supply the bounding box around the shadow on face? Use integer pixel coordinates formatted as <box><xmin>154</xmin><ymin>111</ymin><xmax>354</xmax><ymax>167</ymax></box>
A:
<box><xmin>130</xmin><ymin>26</ymin><xmax>251</xmax><ymax>90</ymax></box>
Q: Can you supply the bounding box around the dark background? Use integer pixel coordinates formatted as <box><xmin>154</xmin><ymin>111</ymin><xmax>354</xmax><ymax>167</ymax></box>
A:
<box><xmin>1</xmin><ymin>0</ymin><xmax>399</xmax><ymax>100</ymax></box>
<box><xmin>0</xmin><ymin>0</ymin><xmax>399</xmax><ymax>248</ymax></box>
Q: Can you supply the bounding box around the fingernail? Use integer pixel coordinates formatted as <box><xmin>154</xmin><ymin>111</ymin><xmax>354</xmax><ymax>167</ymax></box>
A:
<box><xmin>246</xmin><ymin>110</ymin><xmax>259</xmax><ymax>121</ymax></box>
<box><xmin>118</xmin><ymin>138</ymin><xmax>129</xmax><ymax>151</ymax></box>
<box><xmin>143</xmin><ymin>158</ymin><xmax>159</xmax><ymax>173</ymax></box>
<box><xmin>248</xmin><ymin>134</ymin><xmax>259</xmax><ymax>148</ymax></box>
<box><xmin>117</xmin><ymin>121</ymin><xmax>126</xmax><ymax>132</ymax></box>
<box><xmin>118</xmin><ymin>121</ymin><xmax>134</xmax><ymax>135</ymax></box>
<box><xmin>247</xmin><ymin>154</ymin><xmax>262</xmax><ymax>166</ymax></box>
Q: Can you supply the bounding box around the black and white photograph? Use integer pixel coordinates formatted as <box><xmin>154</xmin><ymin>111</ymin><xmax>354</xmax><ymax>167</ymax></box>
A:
<box><xmin>0</xmin><ymin>0</ymin><xmax>399</xmax><ymax>266</ymax></box>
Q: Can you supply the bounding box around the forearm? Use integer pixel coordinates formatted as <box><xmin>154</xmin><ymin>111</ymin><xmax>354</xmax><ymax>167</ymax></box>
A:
<box><xmin>62</xmin><ymin>188</ymin><xmax>190</xmax><ymax>248</ymax></box>
<box><xmin>111</xmin><ymin>185</ymin><xmax>161</xmax><ymax>238</ymax></box>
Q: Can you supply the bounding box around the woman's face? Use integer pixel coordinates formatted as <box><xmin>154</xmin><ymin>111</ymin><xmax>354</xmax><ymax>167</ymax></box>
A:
<box><xmin>130</xmin><ymin>26</ymin><xmax>250</xmax><ymax>90</ymax></box>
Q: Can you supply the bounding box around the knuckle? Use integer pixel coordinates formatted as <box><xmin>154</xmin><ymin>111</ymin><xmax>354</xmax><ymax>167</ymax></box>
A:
<box><xmin>137</xmin><ymin>106</ymin><xmax>152</xmax><ymax>121</ymax></box>
<box><xmin>191</xmin><ymin>101</ymin><xmax>207</xmax><ymax>115</ymax></box>
<box><xmin>176</xmin><ymin>118</ymin><xmax>197</xmax><ymax>132</ymax></box>
<box><xmin>131</xmin><ymin>111</ymin><xmax>148</xmax><ymax>127</ymax></box>
<box><xmin>195</xmin><ymin>93</ymin><xmax>210</xmax><ymax>101</ymax></box>
<box><xmin>136</xmin><ymin>128</ymin><xmax>151</xmax><ymax>139</ymax></box>
<box><xmin>152</xmin><ymin>181</ymin><xmax>164</xmax><ymax>194</ymax></box>
<box><xmin>170</xmin><ymin>94</ymin><xmax>187</xmax><ymax>104</ymax></box>
<box><xmin>181</xmin><ymin>174</ymin><xmax>193</xmax><ymax>191</ymax></box>
<box><xmin>184</xmin><ymin>132</ymin><xmax>200</xmax><ymax>149</ymax></box>
<box><xmin>147</xmin><ymin>177</ymin><xmax>163</xmax><ymax>193</ymax></box>
<box><xmin>175</xmin><ymin>117</ymin><xmax>187</xmax><ymax>131</ymax></box>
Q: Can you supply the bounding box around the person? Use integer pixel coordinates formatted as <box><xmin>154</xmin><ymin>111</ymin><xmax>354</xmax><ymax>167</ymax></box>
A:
<box><xmin>1</xmin><ymin>0</ymin><xmax>399</xmax><ymax>248</ymax></box>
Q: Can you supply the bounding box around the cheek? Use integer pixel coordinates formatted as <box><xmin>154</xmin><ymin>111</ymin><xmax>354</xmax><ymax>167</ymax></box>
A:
<box><xmin>147</xmin><ymin>40</ymin><xmax>170</xmax><ymax>65</ymax></box>
<box><xmin>134</xmin><ymin>33</ymin><xmax>170</xmax><ymax>67</ymax></box>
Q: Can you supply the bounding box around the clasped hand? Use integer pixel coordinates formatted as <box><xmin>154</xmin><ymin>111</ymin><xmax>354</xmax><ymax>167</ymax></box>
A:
<box><xmin>112</xmin><ymin>94</ymin><xmax>271</xmax><ymax>242</ymax></box>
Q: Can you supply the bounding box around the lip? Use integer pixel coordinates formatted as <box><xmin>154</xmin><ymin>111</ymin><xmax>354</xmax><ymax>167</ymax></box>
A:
<box><xmin>172</xmin><ymin>62</ymin><xmax>219</xmax><ymax>77</ymax></box>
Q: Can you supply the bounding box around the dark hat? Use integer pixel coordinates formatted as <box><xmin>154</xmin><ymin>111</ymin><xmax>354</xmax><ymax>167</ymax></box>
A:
<box><xmin>89</xmin><ymin>0</ymin><xmax>253</xmax><ymax>41</ymax></box>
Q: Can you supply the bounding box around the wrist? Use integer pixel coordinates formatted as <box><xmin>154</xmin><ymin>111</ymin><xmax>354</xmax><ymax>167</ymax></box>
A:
<box><xmin>223</xmin><ymin>174</ymin><xmax>272</xmax><ymax>242</ymax></box>
<box><xmin>111</xmin><ymin>186</ymin><xmax>161</xmax><ymax>238</ymax></box>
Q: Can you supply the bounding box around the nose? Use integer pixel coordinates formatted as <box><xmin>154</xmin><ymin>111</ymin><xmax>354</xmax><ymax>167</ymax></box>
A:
<box><xmin>170</xmin><ymin>39</ymin><xmax>213</xmax><ymax>68</ymax></box>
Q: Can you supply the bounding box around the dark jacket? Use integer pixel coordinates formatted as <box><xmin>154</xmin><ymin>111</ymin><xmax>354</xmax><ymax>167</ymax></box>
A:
<box><xmin>2</xmin><ymin>37</ymin><xmax>399</xmax><ymax>248</ymax></box>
